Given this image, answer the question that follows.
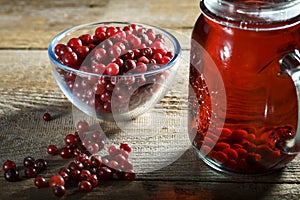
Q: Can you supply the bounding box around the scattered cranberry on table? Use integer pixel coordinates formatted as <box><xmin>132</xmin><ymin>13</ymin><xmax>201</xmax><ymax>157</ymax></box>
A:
<box><xmin>2</xmin><ymin>160</ymin><xmax>16</xmax><ymax>172</ymax></box>
<box><xmin>42</xmin><ymin>112</ymin><xmax>52</xmax><ymax>121</ymax></box>
<box><xmin>2</xmin><ymin>119</ymin><xmax>135</xmax><ymax>197</ymax></box>
<box><xmin>34</xmin><ymin>176</ymin><xmax>48</xmax><ymax>188</ymax></box>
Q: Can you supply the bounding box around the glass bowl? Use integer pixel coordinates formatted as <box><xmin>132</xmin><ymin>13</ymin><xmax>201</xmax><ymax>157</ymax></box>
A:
<box><xmin>48</xmin><ymin>22</ymin><xmax>181</xmax><ymax>121</ymax></box>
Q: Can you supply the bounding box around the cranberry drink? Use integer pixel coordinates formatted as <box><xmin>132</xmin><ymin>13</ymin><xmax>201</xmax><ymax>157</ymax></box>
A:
<box><xmin>189</xmin><ymin>8</ymin><xmax>300</xmax><ymax>174</ymax></box>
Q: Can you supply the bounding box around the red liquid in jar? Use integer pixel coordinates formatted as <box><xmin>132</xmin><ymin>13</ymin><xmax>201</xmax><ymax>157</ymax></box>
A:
<box><xmin>189</xmin><ymin>14</ymin><xmax>300</xmax><ymax>174</ymax></box>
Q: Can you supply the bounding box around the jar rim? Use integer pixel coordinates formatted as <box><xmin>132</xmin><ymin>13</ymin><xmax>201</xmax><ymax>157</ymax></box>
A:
<box><xmin>202</xmin><ymin>0</ymin><xmax>300</xmax><ymax>24</ymax></box>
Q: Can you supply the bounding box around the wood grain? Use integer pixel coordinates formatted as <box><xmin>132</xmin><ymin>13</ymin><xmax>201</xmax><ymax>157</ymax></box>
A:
<box><xmin>0</xmin><ymin>0</ymin><xmax>198</xmax><ymax>49</ymax></box>
<box><xmin>1</xmin><ymin>0</ymin><xmax>300</xmax><ymax>199</ymax></box>
<box><xmin>1</xmin><ymin>49</ymin><xmax>300</xmax><ymax>199</ymax></box>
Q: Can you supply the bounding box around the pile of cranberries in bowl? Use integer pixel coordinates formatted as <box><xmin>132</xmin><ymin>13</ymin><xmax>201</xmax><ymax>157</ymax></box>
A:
<box><xmin>48</xmin><ymin>22</ymin><xmax>181</xmax><ymax>121</ymax></box>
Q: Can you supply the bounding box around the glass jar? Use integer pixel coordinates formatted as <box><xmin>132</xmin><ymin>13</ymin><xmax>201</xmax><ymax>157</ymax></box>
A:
<box><xmin>189</xmin><ymin>0</ymin><xmax>300</xmax><ymax>174</ymax></box>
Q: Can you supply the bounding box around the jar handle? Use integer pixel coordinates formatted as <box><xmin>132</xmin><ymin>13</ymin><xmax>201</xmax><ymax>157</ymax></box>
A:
<box><xmin>280</xmin><ymin>49</ymin><xmax>300</xmax><ymax>152</ymax></box>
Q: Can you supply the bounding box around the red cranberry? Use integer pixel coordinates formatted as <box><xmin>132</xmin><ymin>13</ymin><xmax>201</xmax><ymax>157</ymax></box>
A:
<box><xmin>123</xmin><ymin>59</ymin><xmax>136</xmax><ymax>73</ymax></box>
<box><xmin>79</xmin><ymin>34</ymin><xmax>94</xmax><ymax>45</ymax></box>
<box><xmin>108</xmin><ymin>145</ymin><xmax>119</xmax><ymax>157</ymax></box>
<box><xmin>105</xmin><ymin>63</ymin><xmax>119</xmax><ymax>76</ymax></box>
<box><xmin>53</xmin><ymin>185</ymin><xmax>66</xmax><ymax>197</ymax></box>
<box><xmin>59</xmin><ymin>167</ymin><xmax>70</xmax><ymax>175</ymax></box>
<box><xmin>95</xmin><ymin>26</ymin><xmax>107</xmax><ymax>40</ymax></box>
<box><xmin>93</xmin><ymin>63</ymin><xmax>106</xmax><ymax>74</ymax></box>
<box><xmin>64</xmin><ymin>134</ymin><xmax>78</xmax><ymax>146</ymax></box>
<box><xmin>87</xmin><ymin>174</ymin><xmax>98</xmax><ymax>187</ymax></box>
<box><xmin>25</xmin><ymin>167</ymin><xmax>37</xmax><ymax>178</ymax></box>
<box><xmin>121</xmin><ymin>51</ymin><xmax>135</xmax><ymax>60</ymax></box>
<box><xmin>34</xmin><ymin>159</ymin><xmax>48</xmax><ymax>173</ymax></box>
<box><xmin>60</xmin><ymin>147</ymin><xmax>72</xmax><ymax>159</ymax></box>
<box><xmin>34</xmin><ymin>176</ymin><xmax>48</xmax><ymax>188</ymax></box>
<box><xmin>55</xmin><ymin>44</ymin><xmax>72</xmax><ymax>56</ymax></box>
<box><xmin>108</xmin><ymin>45</ymin><xmax>122</xmax><ymax>58</ymax></box>
<box><xmin>43</xmin><ymin>112</ymin><xmax>52</xmax><ymax>121</ymax></box>
<box><xmin>80</xmin><ymin>169</ymin><xmax>91</xmax><ymax>180</ymax></box>
<box><xmin>4</xmin><ymin>168</ymin><xmax>20</xmax><ymax>182</ymax></box>
<box><xmin>75</xmin><ymin>46</ymin><xmax>90</xmax><ymax>59</ymax></box>
<box><xmin>122</xmin><ymin>170</ymin><xmax>136</xmax><ymax>181</ymax></box>
<box><xmin>120</xmin><ymin>143</ymin><xmax>132</xmax><ymax>153</ymax></box>
<box><xmin>2</xmin><ymin>160</ymin><xmax>16</xmax><ymax>172</ymax></box>
<box><xmin>70</xmin><ymin>169</ymin><xmax>81</xmax><ymax>182</ymax></box>
<box><xmin>115</xmin><ymin>154</ymin><xmax>127</xmax><ymax>166</ymax></box>
<box><xmin>59</xmin><ymin>171</ymin><xmax>70</xmax><ymax>182</ymax></box>
<box><xmin>61</xmin><ymin>51</ymin><xmax>78</xmax><ymax>67</ymax></box>
<box><xmin>47</xmin><ymin>144</ymin><xmax>58</xmax><ymax>155</ymax></box>
<box><xmin>94</xmin><ymin>48</ymin><xmax>107</xmax><ymax>62</ymax></box>
<box><xmin>128</xmin><ymin>34</ymin><xmax>141</xmax><ymax>48</ymax></box>
<box><xmin>76</xmin><ymin>120</ymin><xmax>89</xmax><ymax>132</ymax></box>
<box><xmin>135</xmin><ymin>62</ymin><xmax>147</xmax><ymax>73</ymax></box>
<box><xmin>23</xmin><ymin>156</ymin><xmax>35</xmax><ymax>168</ymax></box>
<box><xmin>96</xmin><ymin>166</ymin><xmax>113</xmax><ymax>180</ymax></box>
<box><xmin>79</xmin><ymin>180</ymin><xmax>93</xmax><ymax>193</ymax></box>
<box><xmin>87</xmin><ymin>142</ymin><xmax>100</xmax><ymax>154</ymax></box>
<box><xmin>49</xmin><ymin>175</ymin><xmax>65</xmax><ymax>189</ymax></box>
<box><xmin>67</xmin><ymin>38</ymin><xmax>82</xmax><ymax>50</ymax></box>
<box><xmin>89</xmin><ymin>156</ymin><xmax>100</xmax><ymax>166</ymax></box>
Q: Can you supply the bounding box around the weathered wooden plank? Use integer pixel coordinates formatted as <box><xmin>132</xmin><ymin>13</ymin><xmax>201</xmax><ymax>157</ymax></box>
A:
<box><xmin>0</xmin><ymin>179</ymin><xmax>299</xmax><ymax>200</ymax></box>
<box><xmin>0</xmin><ymin>0</ymin><xmax>199</xmax><ymax>49</ymax></box>
<box><xmin>1</xmin><ymin>50</ymin><xmax>300</xmax><ymax>185</ymax></box>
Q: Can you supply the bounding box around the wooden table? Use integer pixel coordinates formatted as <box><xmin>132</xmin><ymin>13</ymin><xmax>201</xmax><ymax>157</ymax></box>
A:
<box><xmin>0</xmin><ymin>0</ymin><xmax>300</xmax><ymax>199</ymax></box>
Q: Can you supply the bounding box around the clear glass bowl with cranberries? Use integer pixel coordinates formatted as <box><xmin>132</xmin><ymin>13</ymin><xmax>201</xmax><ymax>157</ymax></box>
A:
<box><xmin>48</xmin><ymin>22</ymin><xmax>181</xmax><ymax>121</ymax></box>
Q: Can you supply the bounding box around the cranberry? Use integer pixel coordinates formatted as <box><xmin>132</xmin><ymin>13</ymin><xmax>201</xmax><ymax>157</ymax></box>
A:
<box><xmin>34</xmin><ymin>159</ymin><xmax>48</xmax><ymax>173</ymax></box>
<box><xmin>76</xmin><ymin>120</ymin><xmax>89</xmax><ymax>132</ymax></box>
<box><xmin>70</xmin><ymin>169</ymin><xmax>81</xmax><ymax>181</ymax></box>
<box><xmin>34</xmin><ymin>176</ymin><xmax>48</xmax><ymax>188</ymax></box>
<box><xmin>108</xmin><ymin>145</ymin><xmax>119</xmax><ymax>157</ymax></box>
<box><xmin>80</xmin><ymin>169</ymin><xmax>91</xmax><ymax>180</ymax></box>
<box><xmin>115</xmin><ymin>154</ymin><xmax>126</xmax><ymax>166</ymax></box>
<box><xmin>75</xmin><ymin>46</ymin><xmax>89</xmax><ymax>59</ymax></box>
<box><xmin>105</xmin><ymin>63</ymin><xmax>119</xmax><ymax>76</ymax></box>
<box><xmin>67</xmin><ymin>38</ymin><xmax>82</xmax><ymax>50</ymax></box>
<box><xmin>59</xmin><ymin>171</ymin><xmax>70</xmax><ymax>182</ymax></box>
<box><xmin>93</xmin><ymin>63</ymin><xmax>106</xmax><ymax>74</ymax></box>
<box><xmin>122</xmin><ymin>170</ymin><xmax>136</xmax><ymax>181</ymax></box>
<box><xmin>108</xmin><ymin>45</ymin><xmax>122</xmax><ymax>58</ymax></box>
<box><xmin>43</xmin><ymin>112</ymin><xmax>52</xmax><ymax>121</ymax></box>
<box><xmin>79</xmin><ymin>180</ymin><xmax>93</xmax><ymax>193</ymax></box>
<box><xmin>79</xmin><ymin>34</ymin><xmax>94</xmax><ymax>45</ymax></box>
<box><xmin>55</xmin><ymin>44</ymin><xmax>72</xmax><ymax>56</ymax></box>
<box><xmin>95</xmin><ymin>26</ymin><xmax>107</xmax><ymax>39</ymax></box>
<box><xmin>87</xmin><ymin>174</ymin><xmax>98</xmax><ymax>187</ymax></box>
<box><xmin>123</xmin><ymin>59</ymin><xmax>136</xmax><ymax>73</ymax></box>
<box><xmin>135</xmin><ymin>62</ymin><xmax>147</xmax><ymax>73</ymax></box>
<box><xmin>100</xmin><ymin>91</ymin><xmax>111</xmax><ymax>102</ymax></box>
<box><xmin>61</xmin><ymin>51</ymin><xmax>78</xmax><ymax>67</ymax></box>
<box><xmin>53</xmin><ymin>185</ymin><xmax>66</xmax><ymax>197</ymax></box>
<box><xmin>120</xmin><ymin>143</ymin><xmax>132</xmax><ymax>153</ymax></box>
<box><xmin>121</xmin><ymin>51</ymin><xmax>135</xmax><ymax>60</ymax></box>
<box><xmin>94</xmin><ymin>48</ymin><xmax>107</xmax><ymax>62</ymax></box>
<box><xmin>96</xmin><ymin>166</ymin><xmax>113</xmax><ymax>180</ymax></box>
<box><xmin>47</xmin><ymin>144</ymin><xmax>58</xmax><ymax>155</ymax></box>
<box><xmin>87</xmin><ymin>142</ymin><xmax>100</xmax><ymax>154</ymax></box>
<box><xmin>25</xmin><ymin>167</ymin><xmax>37</xmax><ymax>178</ymax></box>
<box><xmin>60</xmin><ymin>147</ymin><xmax>72</xmax><ymax>159</ymax></box>
<box><xmin>64</xmin><ymin>134</ymin><xmax>78</xmax><ymax>146</ymax></box>
<box><xmin>4</xmin><ymin>168</ymin><xmax>20</xmax><ymax>182</ymax></box>
<box><xmin>2</xmin><ymin>160</ymin><xmax>16</xmax><ymax>172</ymax></box>
<box><xmin>49</xmin><ymin>175</ymin><xmax>65</xmax><ymax>189</ymax></box>
<box><xmin>23</xmin><ymin>156</ymin><xmax>35</xmax><ymax>168</ymax></box>
<box><xmin>161</xmin><ymin>56</ymin><xmax>171</xmax><ymax>65</ymax></box>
